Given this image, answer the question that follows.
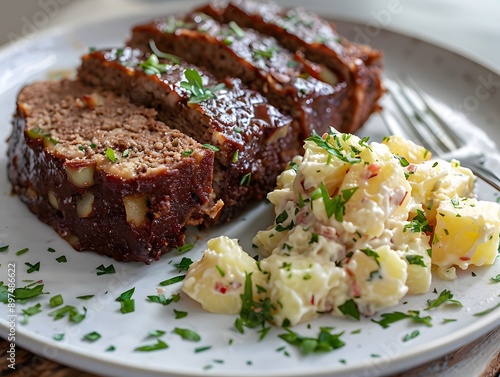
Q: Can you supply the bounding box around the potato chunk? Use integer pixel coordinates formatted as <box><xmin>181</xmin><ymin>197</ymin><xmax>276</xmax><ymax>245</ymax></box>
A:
<box><xmin>182</xmin><ymin>237</ymin><xmax>261</xmax><ymax>314</ymax></box>
<box><xmin>432</xmin><ymin>198</ymin><xmax>500</xmax><ymax>273</ymax></box>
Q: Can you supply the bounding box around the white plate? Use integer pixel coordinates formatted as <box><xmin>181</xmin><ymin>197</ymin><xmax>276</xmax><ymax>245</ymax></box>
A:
<box><xmin>1</xmin><ymin>5</ymin><xmax>499</xmax><ymax>377</ymax></box>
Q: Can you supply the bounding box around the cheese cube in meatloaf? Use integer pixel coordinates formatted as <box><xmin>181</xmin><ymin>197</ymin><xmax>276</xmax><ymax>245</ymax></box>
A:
<box><xmin>196</xmin><ymin>0</ymin><xmax>384</xmax><ymax>134</ymax></box>
<box><xmin>127</xmin><ymin>11</ymin><xmax>348</xmax><ymax>140</ymax></box>
<box><xmin>78</xmin><ymin>47</ymin><xmax>294</xmax><ymax>223</ymax></box>
<box><xmin>7</xmin><ymin>80</ymin><xmax>218</xmax><ymax>263</ymax></box>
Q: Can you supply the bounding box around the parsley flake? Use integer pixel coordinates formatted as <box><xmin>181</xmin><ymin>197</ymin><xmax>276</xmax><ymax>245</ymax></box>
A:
<box><xmin>338</xmin><ymin>299</ymin><xmax>360</xmax><ymax>320</ymax></box>
<box><xmin>278</xmin><ymin>327</ymin><xmax>345</xmax><ymax>355</ymax></box>
<box><xmin>96</xmin><ymin>264</ymin><xmax>116</xmax><ymax>276</ymax></box>
<box><xmin>159</xmin><ymin>275</ymin><xmax>186</xmax><ymax>286</ymax></box>
<box><xmin>372</xmin><ymin>310</ymin><xmax>432</xmax><ymax>328</ymax></box>
<box><xmin>83</xmin><ymin>331</ymin><xmax>101</xmax><ymax>342</ymax></box>
<box><xmin>173</xmin><ymin>327</ymin><xmax>201</xmax><ymax>341</ymax></box>
<box><xmin>180</xmin><ymin>68</ymin><xmax>226</xmax><ymax>104</ymax></box>
<box><xmin>424</xmin><ymin>289</ymin><xmax>462</xmax><ymax>310</ymax></box>
<box><xmin>402</xmin><ymin>329</ymin><xmax>420</xmax><ymax>342</ymax></box>
<box><xmin>135</xmin><ymin>339</ymin><xmax>168</xmax><ymax>352</ymax></box>
<box><xmin>116</xmin><ymin>287</ymin><xmax>135</xmax><ymax>314</ymax></box>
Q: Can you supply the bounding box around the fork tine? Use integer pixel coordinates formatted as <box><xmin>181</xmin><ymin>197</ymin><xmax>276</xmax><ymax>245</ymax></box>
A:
<box><xmin>394</xmin><ymin>77</ymin><xmax>458</xmax><ymax>154</ymax></box>
<box><xmin>399</xmin><ymin>74</ymin><xmax>464</xmax><ymax>149</ymax></box>
<box><xmin>384</xmin><ymin>86</ymin><xmax>442</xmax><ymax>154</ymax></box>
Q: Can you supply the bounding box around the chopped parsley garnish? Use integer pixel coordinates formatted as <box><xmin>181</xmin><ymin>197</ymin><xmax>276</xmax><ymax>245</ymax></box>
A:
<box><xmin>372</xmin><ymin>310</ymin><xmax>432</xmax><ymax>328</ymax></box>
<box><xmin>11</xmin><ymin>283</ymin><xmax>47</xmax><ymax>302</ymax></box>
<box><xmin>135</xmin><ymin>339</ymin><xmax>168</xmax><ymax>352</ymax></box>
<box><xmin>402</xmin><ymin>330</ymin><xmax>420</xmax><ymax>342</ymax></box>
<box><xmin>26</xmin><ymin>128</ymin><xmax>58</xmax><ymax>144</ymax></box>
<box><xmin>174</xmin><ymin>309</ymin><xmax>188</xmax><ymax>319</ymax></box>
<box><xmin>442</xmin><ymin>318</ymin><xmax>457</xmax><ymax>324</ymax></box>
<box><xmin>49</xmin><ymin>294</ymin><xmax>64</xmax><ymax>308</ymax></box>
<box><xmin>106</xmin><ymin>345</ymin><xmax>116</xmax><ymax>352</ymax></box>
<box><xmin>147</xmin><ymin>292</ymin><xmax>181</xmax><ymax>305</ymax></box>
<box><xmin>180</xmin><ymin>68</ymin><xmax>226</xmax><ymax>104</ymax></box>
<box><xmin>228</xmin><ymin>21</ymin><xmax>245</xmax><ymax>39</ymax></box>
<box><xmin>240</xmin><ymin>172</ymin><xmax>252</xmax><ymax>186</ymax></box>
<box><xmin>122</xmin><ymin>149</ymin><xmax>130</xmax><ymax>158</ymax></box>
<box><xmin>96</xmin><ymin>264</ymin><xmax>116</xmax><ymax>276</ymax></box>
<box><xmin>473</xmin><ymin>302</ymin><xmax>500</xmax><ymax>317</ymax></box>
<box><xmin>55</xmin><ymin>255</ymin><xmax>67</xmax><ymax>263</ymax></box>
<box><xmin>202</xmin><ymin>143</ymin><xmax>220</xmax><ymax>152</ymax></box>
<box><xmin>318</xmin><ymin>182</ymin><xmax>358</xmax><ymax>221</ymax></box>
<box><xmin>306</xmin><ymin>131</ymin><xmax>361</xmax><ymax>164</ymax></box>
<box><xmin>176</xmin><ymin>243</ymin><xmax>194</xmax><ymax>254</ymax></box>
<box><xmin>406</xmin><ymin>255</ymin><xmax>426</xmax><ymax>267</ymax></box>
<box><xmin>159</xmin><ymin>275</ymin><xmax>186</xmax><ymax>286</ymax></box>
<box><xmin>425</xmin><ymin>289</ymin><xmax>462</xmax><ymax>310</ymax></box>
<box><xmin>173</xmin><ymin>327</ymin><xmax>201</xmax><ymax>341</ymax></box>
<box><xmin>25</xmin><ymin>262</ymin><xmax>40</xmax><ymax>273</ymax></box>
<box><xmin>21</xmin><ymin>303</ymin><xmax>42</xmax><ymax>325</ymax></box>
<box><xmin>253</xmin><ymin>46</ymin><xmax>279</xmax><ymax>59</ymax></box>
<box><xmin>404</xmin><ymin>209</ymin><xmax>432</xmax><ymax>233</ymax></box>
<box><xmin>395</xmin><ymin>155</ymin><xmax>410</xmax><ymax>167</ymax></box>
<box><xmin>116</xmin><ymin>287</ymin><xmax>135</xmax><ymax>314</ymax></box>
<box><xmin>215</xmin><ymin>265</ymin><xmax>225</xmax><ymax>277</ymax></box>
<box><xmin>278</xmin><ymin>327</ymin><xmax>345</xmax><ymax>355</ymax></box>
<box><xmin>195</xmin><ymin>345</ymin><xmax>212</xmax><ymax>353</ymax></box>
<box><xmin>174</xmin><ymin>257</ymin><xmax>193</xmax><ymax>272</ymax></box>
<box><xmin>181</xmin><ymin>150</ymin><xmax>193</xmax><ymax>157</ymax></box>
<box><xmin>83</xmin><ymin>331</ymin><xmax>101</xmax><ymax>342</ymax></box>
<box><xmin>149</xmin><ymin>39</ymin><xmax>180</xmax><ymax>64</ymax></box>
<box><xmin>338</xmin><ymin>299</ymin><xmax>360</xmax><ymax>320</ymax></box>
<box><xmin>76</xmin><ymin>295</ymin><xmax>94</xmax><ymax>300</ymax></box>
<box><xmin>138</xmin><ymin>53</ymin><xmax>168</xmax><ymax>75</ymax></box>
<box><xmin>491</xmin><ymin>274</ymin><xmax>500</xmax><ymax>283</ymax></box>
<box><xmin>16</xmin><ymin>247</ymin><xmax>29</xmax><ymax>256</ymax></box>
<box><xmin>0</xmin><ymin>245</ymin><xmax>9</xmax><ymax>252</ymax></box>
<box><xmin>232</xmin><ymin>150</ymin><xmax>239</xmax><ymax>163</ymax></box>
<box><xmin>235</xmin><ymin>273</ymin><xmax>273</xmax><ymax>333</ymax></box>
<box><xmin>53</xmin><ymin>333</ymin><xmax>65</xmax><ymax>341</ymax></box>
<box><xmin>49</xmin><ymin>305</ymin><xmax>87</xmax><ymax>323</ymax></box>
<box><xmin>105</xmin><ymin>148</ymin><xmax>118</xmax><ymax>163</ymax></box>
<box><xmin>148</xmin><ymin>329</ymin><xmax>166</xmax><ymax>337</ymax></box>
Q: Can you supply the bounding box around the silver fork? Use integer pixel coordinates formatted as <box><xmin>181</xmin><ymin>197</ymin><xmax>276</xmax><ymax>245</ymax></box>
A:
<box><xmin>380</xmin><ymin>75</ymin><xmax>500</xmax><ymax>191</ymax></box>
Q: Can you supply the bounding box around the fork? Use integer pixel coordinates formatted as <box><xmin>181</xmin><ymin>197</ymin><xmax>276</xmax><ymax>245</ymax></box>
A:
<box><xmin>380</xmin><ymin>75</ymin><xmax>500</xmax><ymax>191</ymax></box>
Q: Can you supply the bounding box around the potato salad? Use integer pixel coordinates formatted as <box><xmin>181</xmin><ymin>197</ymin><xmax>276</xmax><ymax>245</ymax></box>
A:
<box><xmin>182</xmin><ymin>131</ymin><xmax>500</xmax><ymax>326</ymax></box>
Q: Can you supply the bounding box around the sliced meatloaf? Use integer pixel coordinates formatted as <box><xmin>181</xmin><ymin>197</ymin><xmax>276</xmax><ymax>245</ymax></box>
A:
<box><xmin>7</xmin><ymin>79</ymin><xmax>217</xmax><ymax>263</ymax></box>
<box><xmin>127</xmin><ymin>12</ymin><xmax>348</xmax><ymax>139</ymax></box>
<box><xmin>77</xmin><ymin>47</ymin><xmax>293</xmax><ymax>223</ymax></box>
<box><xmin>196</xmin><ymin>0</ymin><xmax>384</xmax><ymax>133</ymax></box>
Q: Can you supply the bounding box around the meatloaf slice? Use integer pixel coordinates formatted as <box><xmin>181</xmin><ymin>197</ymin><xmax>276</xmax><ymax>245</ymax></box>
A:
<box><xmin>127</xmin><ymin>12</ymin><xmax>348</xmax><ymax>139</ymax></box>
<box><xmin>197</xmin><ymin>0</ymin><xmax>384</xmax><ymax>133</ymax></box>
<box><xmin>77</xmin><ymin>47</ymin><xmax>293</xmax><ymax>223</ymax></box>
<box><xmin>7</xmin><ymin>79</ymin><xmax>217</xmax><ymax>263</ymax></box>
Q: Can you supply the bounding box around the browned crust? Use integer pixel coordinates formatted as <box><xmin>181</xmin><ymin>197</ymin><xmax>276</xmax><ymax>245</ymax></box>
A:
<box><xmin>7</xmin><ymin>80</ymin><xmax>216</xmax><ymax>263</ymax></box>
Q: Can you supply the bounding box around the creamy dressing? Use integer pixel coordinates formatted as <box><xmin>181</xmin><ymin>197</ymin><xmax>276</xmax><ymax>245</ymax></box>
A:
<box><xmin>182</xmin><ymin>132</ymin><xmax>500</xmax><ymax>326</ymax></box>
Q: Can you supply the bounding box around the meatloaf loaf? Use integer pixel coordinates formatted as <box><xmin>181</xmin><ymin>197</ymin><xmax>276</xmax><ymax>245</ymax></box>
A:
<box><xmin>7</xmin><ymin>79</ymin><xmax>218</xmax><ymax>263</ymax></box>
<box><xmin>127</xmin><ymin>12</ymin><xmax>348</xmax><ymax>140</ymax></box>
<box><xmin>196</xmin><ymin>0</ymin><xmax>384</xmax><ymax>133</ymax></box>
<box><xmin>77</xmin><ymin>47</ymin><xmax>293</xmax><ymax>223</ymax></box>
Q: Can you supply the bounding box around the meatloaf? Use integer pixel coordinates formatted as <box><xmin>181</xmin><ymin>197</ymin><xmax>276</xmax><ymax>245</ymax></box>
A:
<box><xmin>127</xmin><ymin>12</ymin><xmax>348</xmax><ymax>139</ymax></box>
<box><xmin>77</xmin><ymin>47</ymin><xmax>293</xmax><ymax>223</ymax></box>
<box><xmin>7</xmin><ymin>79</ymin><xmax>217</xmax><ymax>263</ymax></box>
<box><xmin>196</xmin><ymin>0</ymin><xmax>384</xmax><ymax>133</ymax></box>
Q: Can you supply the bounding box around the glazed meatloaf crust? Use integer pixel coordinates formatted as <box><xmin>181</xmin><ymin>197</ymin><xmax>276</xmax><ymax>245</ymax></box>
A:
<box><xmin>7</xmin><ymin>80</ymin><xmax>217</xmax><ymax>263</ymax></box>
<box><xmin>77</xmin><ymin>47</ymin><xmax>293</xmax><ymax>223</ymax></box>
<box><xmin>127</xmin><ymin>12</ymin><xmax>348</xmax><ymax>139</ymax></box>
<box><xmin>196</xmin><ymin>0</ymin><xmax>384</xmax><ymax>133</ymax></box>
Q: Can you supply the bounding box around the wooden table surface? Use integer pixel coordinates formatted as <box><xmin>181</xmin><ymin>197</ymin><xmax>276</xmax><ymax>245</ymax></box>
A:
<box><xmin>1</xmin><ymin>326</ymin><xmax>499</xmax><ymax>377</ymax></box>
